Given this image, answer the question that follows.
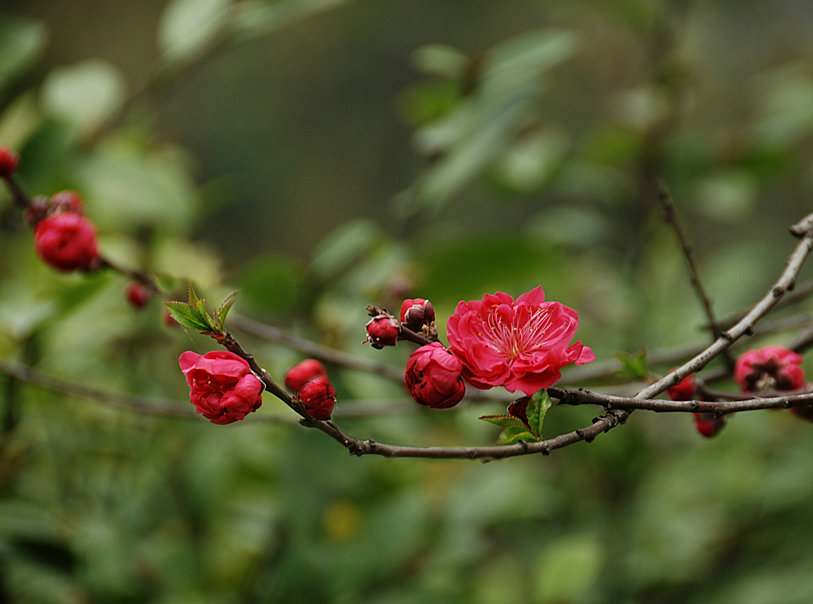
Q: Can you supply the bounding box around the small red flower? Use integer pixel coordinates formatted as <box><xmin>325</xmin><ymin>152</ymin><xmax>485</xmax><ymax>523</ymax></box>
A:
<box><xmin>405</xmin><ymin>342</ymin><xmax>466</xmax><ymax>409</ymax></box>
<box><xmin>126</xmin><ymin>282</ymin><xmax>152</xmax><ymax>309</ymax></box>
<box><xmin>400</xmin><ymin>298</ymin><xmax>435</xmax><ymax>331</ymax></box>
<box><xmin>447</xmin><ymin>287</ymin><xmax>594</xmax><ymax>396</ymax></box>
<box><xmin>693</xmin><ymin>412</ymin><xmax>725</xmax><ymax>438</ymax></box>
<box><xmin>34</xmin><ymin>212</ymin><xmax>99</xmax><ymax>272</ymax></box>
<box><xmin>285</xmin><ymin>359</ymin><xmax>328</xmax><ymax>392</ymax></box>
<box><xmin>0</xmin><ymin>146</ymin><xmax>19</xmax><ymax>177</ymax></box>
<box><xmin>49</xmin><ymin>190</ymin><xmax>84</xmax><ymax>214</ymax></box>
<box><xmin>298</xmin><ymin>375</ymin><xmax>336</xmax><ymax>420</ymax></box>
<box><xmin>178</xmin><ymin>351</ymin><xmax>263</xmax><ymax>424</ymax></box>
<box><xmin>365</xmin><ymin>314</ymin><xmax>400</xmax><ymax>348</ymax></box>
<box><xmin>734</xmin><ymin>345</ymin><xmax>805</xmax><ymax>392</ymax></box>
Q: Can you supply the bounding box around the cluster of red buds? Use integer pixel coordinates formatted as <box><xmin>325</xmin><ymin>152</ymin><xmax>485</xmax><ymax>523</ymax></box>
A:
<box><xmin>27</xmin><ymin>190</ymin><xmax>100</xmax><ymax>273</ymax></box>
<box><xmin>284</xmin><ymin>359</ymin><xmax>336</xmax><ymax>420</ymax></box>
<box><xmin>668</xmin><ymin>344</ymin><xmax>810</xmax><ymax>438</ymax></box>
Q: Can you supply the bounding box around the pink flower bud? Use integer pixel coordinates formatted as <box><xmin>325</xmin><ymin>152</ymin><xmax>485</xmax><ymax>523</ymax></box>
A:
<box><xmin>49</xmin><ymin>190</ymin><xmax>84</xmax><ymax>214</ymax></box>
<box><xmin>365</xmin><ymin>314</ymin><xmax>400</xmax><ymax>348</ymax></box>
<box><xmin>734</xmin><ymin>345</ymin><xmax>805</xmax><ymax>392</ymax></box>
<box><xmin>405</xmin><ymin>342</ymin><xmax>466</xmax><ymax>409</ymax></box>
<box><xmin>34</xmin><ymin>212</ymin><xmax>99</xmax><ymax>272</ymax></box>
<box><xmin>285</xmin><ymin>359</ymin><xmax>328</xmax><ymax>392</ymax></box>
<box><xmin>126</xmin><ymin>282</ymin><xmax>152</xmax><ymax>309</ymax></box>
<box><xmin>298</xmin><ymin>375</ymin><xmax>336</xmax><ymax>420</ymax></box>
<box><xmin>0</xmin><ymin>146</ymin><xmax>19</xmax><ymax>177</ymax></box>
<box><xmin>693</xmin><ymin>412</ymin><xmax>725</xmax><ymax>438</ymax></box>
<box><xmin>667</xmin><ymin>373</ymin><xmax>695</xmax><ymax>401</ymax></box>
<box><xmin>400</xmin><ymin>298</ymin><xmax>435</xmax><ymax>331</ymax></box>
<box><xmin>178</xmin><ymin>351</ymin><xmax>264</xmax><ymax>424</ymax></box>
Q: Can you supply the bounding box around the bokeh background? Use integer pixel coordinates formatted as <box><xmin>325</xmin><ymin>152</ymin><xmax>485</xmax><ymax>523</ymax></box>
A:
<box><xmin>2</xmin><ymin>0</ymin><xmax>813</xmax><ymax>602</ymax></box>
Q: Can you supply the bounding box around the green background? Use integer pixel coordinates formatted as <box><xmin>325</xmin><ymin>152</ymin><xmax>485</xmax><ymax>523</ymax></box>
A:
<box><xmin>1</xmin><ymin>0</ymin><xmax>813</xmax><ymax>601</ymax></box>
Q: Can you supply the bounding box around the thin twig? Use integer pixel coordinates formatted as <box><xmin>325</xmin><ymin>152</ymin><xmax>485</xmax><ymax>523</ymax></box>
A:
<box><xmin>657</xmin><ymin>182</ymin><xmax>723</xmax><ymax>341</ymax></box>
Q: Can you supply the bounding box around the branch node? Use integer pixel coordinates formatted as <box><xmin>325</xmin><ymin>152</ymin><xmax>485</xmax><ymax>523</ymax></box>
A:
<box><xmin>772</xmin><ymin>286</ymin><xmax>785</xmax><ymax>299</ymax></box>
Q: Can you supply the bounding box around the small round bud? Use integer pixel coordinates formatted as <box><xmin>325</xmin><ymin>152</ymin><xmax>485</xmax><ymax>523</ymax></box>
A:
<box><xmin>693</xmin><ymin>412</ymin><xmax>725</xmax><ymax>438</ymax></box>
<box><xmin>667</xmin><ymin>374</ymin><xmax>695</xmax><ymax>401</ymax></box>
<box><xmin>405</xmin><ymin>342</ymin><xmax>466</xmax><ymax>409</ymax></box>
<box><xmin>49</xmin><ymin>190</ymin><xmax>84</xmax><ymax>214</ymax></box>
<box><xmin>34</xmin><ymin>212</ymin><xmax>99</xmax><ymax>272</ymax></box>
<box><xmin>285</xmin><ymin>359</ymin><xmax>328</xmax><ymax>392</ymax></box>
<box><xmin>0</xmin><ymin>146</ymin><xmax>19</xmax><ymax>177</ymax></box>
<box><xmin>126</xmin><ymin>282</ymin><xmax>152</xmax><ymax>309</ymax></box>
<box><xmin>365</xmin><ymin>314</ymin><xmax>400</xmax><ymax>349</ymax></box>
<box><xmin>400</xmin><ymin>298</ymin><xmax>435</xmax><ymax>331</ymax></box>
<box><xmin>298</xmin><ymin>375</ymin><xmax>336</xmax><ymax>420</ymax></box>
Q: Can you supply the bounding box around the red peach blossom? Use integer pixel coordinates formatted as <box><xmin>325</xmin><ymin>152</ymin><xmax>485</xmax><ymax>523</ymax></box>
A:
<box><xmin>298</xmin><ymin>375</ymin><xmax>336</xmax><ymax>420</ymax></box>
<box><xmin>734</xmin><ymin>345</ymin><xmax>805</xmax><ymax>392</ymax></box>
<box><xmin>447</xmin><ymin>287</ymin><xmax>594</xmax><ymax>396</ymax></box>
<box><xmin>178</xmin><ymin>351</ymin><xmax>263</xmax><ymax>424</ymax></box>
<box><xmin>405</xmin><ymin>342</ymin><xmax>466</xmax><ymax>409</ymax></box>
<box><xmin>285</xmin><ymin>359</ymin><xmax>328</xmax><ymax>392</ymax></box>
<box><xmin>34</xmin><ymin>212</ymin><xmax>99</xmax><ymax>272</ymax></box>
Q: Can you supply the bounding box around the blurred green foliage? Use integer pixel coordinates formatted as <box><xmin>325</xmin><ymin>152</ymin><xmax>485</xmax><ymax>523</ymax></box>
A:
<box><xmin>2</xmin><ymin>0</ymin><xmax>813</xmax><ymax>602</ymax></box>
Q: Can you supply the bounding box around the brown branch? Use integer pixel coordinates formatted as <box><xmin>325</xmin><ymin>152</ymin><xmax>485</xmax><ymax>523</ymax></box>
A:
<box><xmin>657</xmin><ymin>182</ymin><xmax>723</xmax><ymax>341</ymax></box>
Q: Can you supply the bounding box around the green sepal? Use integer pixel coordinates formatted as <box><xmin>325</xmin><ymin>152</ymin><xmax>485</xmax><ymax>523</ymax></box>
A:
<box><xmin>496</xmin><ymin>426</ymin><xmax>537</xmax><ymax>445</ymax></box>
<box><xmin>479</xmin><ymin>414</ymin><xmax>528</xmax><ymax>430</ymax></box>
<box><xmin>526</xmin><ymin>389</ymin><xmax>553</xmax><ymax>439</ymax></box>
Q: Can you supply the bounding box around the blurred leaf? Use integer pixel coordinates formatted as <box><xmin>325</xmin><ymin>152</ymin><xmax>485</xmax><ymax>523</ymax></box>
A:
<box><xmin>231</xmin><ymin>0</ymin><xmax>349</xmax><ymax>40</ymax></box>
<box><xmin>397</xmin><ymin>80</ymin><xmax>461</xmax><ymax>127</ymax></box>
<box><xmin>0</xmin><ymin>16</ymin><xmax>47</xmax><ymax>91</ymax></box>
<box><xmin>694</xmin><ymin>171</ymin><xmax>758</xmax><ymax>221</ymax></box>
<box><xmin>492</xmin><ymin>126</ymin><xmax>570</xmax><ymax>193</ymax></box>
<box><xmin>40</xmin><ymin>59</ymin><xmax>126</xmax><ymax>133</ymax></box>
<box><xmin>411</xmin><ymin>44</ymin><xmax>469</xmax><ymax>78</ymax></box>
<box><xmin>158</xmin><ymin>0</ymin><xmax>233</xmax><ymax>64</ymax></box>
<box><xmin>614</xmin><ymin>349</ymin><xmax>650</xmax><ymax>380</ymax></box>
<box><xmin>233</xmin><ymin>253</ymin><xmax>302</xmax><ymax>316</ymax></box>
<box><xmin>310</xmin><ymin>219</ymin><xmax>382</xmax><ymax>281</ymax></box>
<box><xmin>533</xmin><ymin>534</ymin><xmax>604</xmax><ymax>602</ymax></box>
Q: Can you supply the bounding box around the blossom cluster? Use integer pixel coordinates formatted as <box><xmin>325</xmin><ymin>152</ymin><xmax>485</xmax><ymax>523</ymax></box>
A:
<box><xmin>367</xmin><ymin>287</ymin><xmax>595</xmax><ymax>409</ymax></box>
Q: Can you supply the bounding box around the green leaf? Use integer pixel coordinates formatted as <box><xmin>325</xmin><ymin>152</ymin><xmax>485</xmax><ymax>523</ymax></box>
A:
<box><xmin>165</xmin><ymin>302</ymin><xmax>212</xmax><ymax>331</ymax></box>
<box><xmin>40</xmin><ymin>59</ymin><xmax>126</xmax><ymax>133</ymax></box>
<box><xmin>158</xmin><ymin>0</ymin><xmax>233</xmax><ymax>64</ymax></box>
<box><xmin>525</xmin><ymin>390</ymin><xmax>553</xmax><ymax>439</ymax></box>
<box><xmin>614</xmin><ymin>349</ymin><xmax>650</xmax><ymax>380</ymax></box>
<box><xmin>496</xmin><ymin>426</ymin><xmax>537</xmax><ymax>446</ymax></box>
<box><xmin>217</xmin><ymin>293</ymin><xmax>237</xmax><ymax>327</ymax></box>
<box><xmin>479</xmin><ymin>414</ymin><xmax>529</xmax><ymax>431</ymax></box>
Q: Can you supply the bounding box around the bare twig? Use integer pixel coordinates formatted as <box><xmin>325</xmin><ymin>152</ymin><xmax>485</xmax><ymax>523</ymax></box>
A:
<box><xmin>657</xmin><ymin>182</ymin><xmax>723</xmax><ymax>341</ymax></box>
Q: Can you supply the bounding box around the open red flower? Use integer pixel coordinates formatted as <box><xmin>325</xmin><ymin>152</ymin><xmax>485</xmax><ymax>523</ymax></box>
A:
<box><xmin>178</xmin><ymin>351</ymin><xmax>263</xmax><ymax>424</ymax></box>
<box><xmin>734</xmin><ymin>345</ymin><xmax>805</xmax><ymax>392</ymax></box>
<box><xmin>405</xmin><ymin>342</ymin><xmax>466</xmax><ymax>408</ymax></box>
<box><xmin>447</xmin><ymin>286</ymin><xmax>594</xmax><ymax>396</ymax></box>
<box><xmin>34</xmin><ymin>212</ymin><xmax>99</xmax><ymax>272</ymax></box>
